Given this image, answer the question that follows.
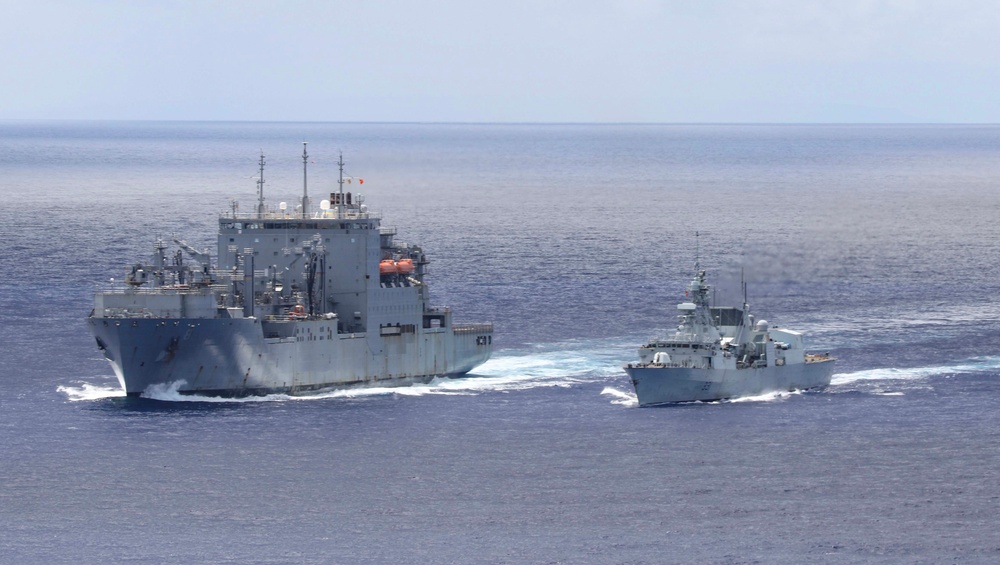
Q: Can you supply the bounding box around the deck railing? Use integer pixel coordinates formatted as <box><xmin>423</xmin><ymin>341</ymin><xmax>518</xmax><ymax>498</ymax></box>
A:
<box><xmin>453</xmin><ymin>323</ymin><xmax>494</xmax><ymax>334</ymax></box>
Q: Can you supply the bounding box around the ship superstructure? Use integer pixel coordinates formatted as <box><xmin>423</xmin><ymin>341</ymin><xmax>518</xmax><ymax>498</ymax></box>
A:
<box><xmin>88</xmin><ymin>148</ymin><xmax>493</xmax><ymax>396</ymax></box>
<box><xmin>624</xmin><ymin>267</ymin><xmax>834</xmax><ymax>405</ymax></box>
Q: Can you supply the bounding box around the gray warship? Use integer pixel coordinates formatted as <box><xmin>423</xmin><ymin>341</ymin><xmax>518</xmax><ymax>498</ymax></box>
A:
<box><xmin>625</xmin><ymin>267</ymin><xmax>834</xmax><ymax>405</ymax></box>
<box><xmin>88</xmin><ymin>147</ymin><xmax>493</xmax><ymax>397</ymax></box>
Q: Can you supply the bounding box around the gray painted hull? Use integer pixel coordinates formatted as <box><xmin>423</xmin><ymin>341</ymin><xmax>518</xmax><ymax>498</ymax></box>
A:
<box><xmin>89</xmin><ymin>316</ymin><xmax>492</xmax><ymax>397</ymax></box>
<box><xmin>625</xmin><ymin>360</ymin><xmax>835</xmax><ymax>406</ymax></box>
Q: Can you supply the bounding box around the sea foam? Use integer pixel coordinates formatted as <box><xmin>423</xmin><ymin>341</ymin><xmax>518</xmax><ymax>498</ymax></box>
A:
<box><xmin>57</xmin><ymin>381</ymin><xmax>126</xmax><ymax>401</ymax></box>
<box><xmin>65</xmin><ymin>342</ymin><xmax>630</xmax><ymax>403</ymax></box>
<box><xmin>831</xmin><ymin>356</ymin><xmax>1000</xmax><ymax>386</ymax></box>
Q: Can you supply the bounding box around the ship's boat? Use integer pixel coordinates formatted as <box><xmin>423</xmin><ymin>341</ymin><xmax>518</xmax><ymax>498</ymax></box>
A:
<box><xmin>624</xmin><ymin>266</ymin><xmax>834</xmax><ymax>405</ymax></box>
<box><xmin>379</xmin><ymin>260</ymin><xmax>399</xmax><ymax>275</ymax></box>
<box><xmin>88</xmin><ymin>148</ymin><xmax>493</xmax><ymax>397</ymax></box>
<box><xmin>396</xmin><ymin>258</ymin><xmax>415</xmax><ymax>275</ymax></box>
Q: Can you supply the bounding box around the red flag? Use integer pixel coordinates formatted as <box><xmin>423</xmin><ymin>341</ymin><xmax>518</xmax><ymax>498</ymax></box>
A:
<box><xmin>359</xmin><ymin>178</ymin><xmax>364</xmax><ymax>184</ymax></box>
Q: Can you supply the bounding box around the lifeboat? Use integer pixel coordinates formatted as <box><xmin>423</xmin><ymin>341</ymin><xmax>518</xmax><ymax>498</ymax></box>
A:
<box><xmin>396</xmin><ymin>258</ymin><xmax>415</xmax><ymax>275</ymax></box>
<box><xmin>289</xmin><ymin>304</ymin><xmax>307</xmax><ymax>319</ymax></box>
<box><xmin>379</xmin><ymin>260</ymin><xmax>398</xmax><ymax>275</ymax></box>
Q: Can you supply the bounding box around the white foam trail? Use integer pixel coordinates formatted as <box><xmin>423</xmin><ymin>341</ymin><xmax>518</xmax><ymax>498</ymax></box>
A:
<box><xmin>129</xmin><ymin>345</ymin><xmax>620</xmax><ymax>403</ymax></box>
<box><xmin>67</xmin><ymin>339</ymin><xmax>634</xmax><ymax>403</ymax></box>
<box><xmin>831</xmin><ymin>356</ymin><xmax>1000</xmax><ymax>386</ymax></box>
<box><xmin>135</xmin><ymin>372</ymin><xmax>587</xmax><ymax>404</ymax></box>
<box><xmin>476</xmin><ymin>345</ymin><xmax>626</xmax><ymax>381</ymax></box>
<box><xmin>58</xmin><ymin>382</ymin><xmax>126</xmax><ymax>401</ymax></box>
<box><xmin>600</xmin><ymin>387</ymin><xmax>638</xmax><ymax>407</ymax></box>
<box><xmin>141</xmin><ymin>380</ymin><xmax>318</xmax><ymax>403</ymax></box>
<box><xmin>142</xmin><ymin>380</ymin><xmax>198</xmax><ymax>401</ymax></box>
<box><xmin>600</xmin><ymin>387</ymin><xmax>801</xmax><ymax>407</ymax></box>
<box><xmin>724</xmin><ymin>389</ymin><xmax>802</xmax><ymax>403</ymax></box>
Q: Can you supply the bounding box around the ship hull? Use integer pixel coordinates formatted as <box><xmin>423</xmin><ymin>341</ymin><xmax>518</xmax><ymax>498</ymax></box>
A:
<box><xmin>625</xmin><ymin>360</ymin><xmax>835</xmax><ymax>406</ymax></box>
<box><xmin>88</xmin><ymin>316</ymin><xmax>492</xmax><ymax>397</ymax></box>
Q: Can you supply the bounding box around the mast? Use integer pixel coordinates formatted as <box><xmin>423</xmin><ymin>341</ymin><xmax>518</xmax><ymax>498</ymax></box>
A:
<box><xmin>695</xmin><ymin>230</ymin><xmax>700</xmax><ymax>272</ymax></box>
<box><xmin>742</xmin><ymin>267</ymin><xmax>748</xmax><ymax>307</ymax></box>
<box><xmin>302</xmin><ymin>142</ymin><xmax>309</xmax><ymax>218</ymax></box>
<box><xmin>256</xmin><ymin>151</ymin><xmax>266</xmax><ymax>218</ymax></box>
<box><xmin>337</xmin><ymin>152</ymin><xmax>345</xmax><ymax>219</ymax></box>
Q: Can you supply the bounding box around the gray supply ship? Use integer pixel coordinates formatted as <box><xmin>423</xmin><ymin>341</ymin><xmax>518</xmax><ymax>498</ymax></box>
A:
<box><xmin>625</xmin><ymin>267</ymin><xmax>834</xmax><ymax>405</ymax></box>
<box><xmin>88</xmin><ymin>147</ymin><xmax>493</xmax><ymax>397</ymax></box>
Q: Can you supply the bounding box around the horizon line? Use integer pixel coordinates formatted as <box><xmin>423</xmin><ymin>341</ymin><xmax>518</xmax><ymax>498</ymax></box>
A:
<box><xmin>1</xmin><ymin>118</ymin><xmax>998</xmax><ymax>127</ymax></box>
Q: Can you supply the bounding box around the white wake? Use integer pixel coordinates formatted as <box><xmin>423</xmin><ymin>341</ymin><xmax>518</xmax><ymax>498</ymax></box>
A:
<box><xmin>63</xmin><ymin>350</ymin><xmax>1000</xmax><ymax>404</ymax></box>
<box><xmin>831</xmin><ymin>356</ymin><xmax>1000</xmax><ymax>386</ymax></box>
<box><xmin>58</xmin><ymin>381</ymin><xmax>126</xmax><ymax>401</ymax></box>
<box><xmin>724</xmin><ymin>389</ymin><xmax>803</xmax><ymax>403</ymax></box>
<box><xmin>63</xmin><ymin>341</ymin><xmax>631</xmax><ymax>403</ymax></box>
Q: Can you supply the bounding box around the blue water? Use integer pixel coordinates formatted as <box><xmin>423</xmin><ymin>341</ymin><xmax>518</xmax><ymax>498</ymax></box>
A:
<box><xmin>2</xmin><ymin>122</ymin><xmax>1000</xmax><ymax>563</ymax></box>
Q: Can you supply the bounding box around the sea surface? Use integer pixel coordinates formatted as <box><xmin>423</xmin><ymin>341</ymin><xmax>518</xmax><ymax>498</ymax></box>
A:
<box><xmin>1</xmin><ymin>121</ymin><xmax>999</xmax><ymax>564</ymax></box>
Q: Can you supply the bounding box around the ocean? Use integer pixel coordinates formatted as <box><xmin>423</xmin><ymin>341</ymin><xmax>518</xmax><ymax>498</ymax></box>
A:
<box><xmin>1</xmin><ymin>121</ymin><xmax>999</xmax><ymax>563</ymax></box>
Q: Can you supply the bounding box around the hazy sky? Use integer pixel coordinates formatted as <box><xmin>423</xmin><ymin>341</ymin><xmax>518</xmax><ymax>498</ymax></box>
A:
<box><xmin>3</xmin><ymin>0</ymin><xmax>999</xmax><ymax>122</ymax></box>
